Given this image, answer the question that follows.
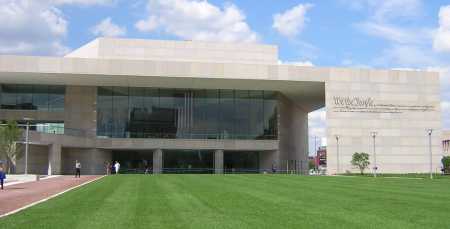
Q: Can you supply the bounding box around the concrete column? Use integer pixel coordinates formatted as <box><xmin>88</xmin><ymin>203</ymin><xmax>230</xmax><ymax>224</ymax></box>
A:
<box><xmin>214</xmin><ymin>150</ymin><xmax>224</xmax><ymax>174</ymax></box>
<box><xmin>260</xmin><ymin>150</ymin><xmax>279</xmax><ymax>173</ymax></box>
<box><xmin>153</xmin><ymin>149</ymin><xmax>162</xmax><ymax>174</ymax></box>
<box><xmin>48</xmin><ymin>144</ymin><xmax>62</xmax><ymax>175</ymax></box>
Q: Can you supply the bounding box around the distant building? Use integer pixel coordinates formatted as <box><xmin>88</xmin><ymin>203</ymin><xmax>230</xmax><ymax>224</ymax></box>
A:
<box><xmin>315</xmin><ymin>146</ymin><xmax>327</xmax><ymax>167</ymax></box>
<box><xmin>443</xmin><ymin>131</ymin><xmax>450</xmax><ymax>155</ymax></box>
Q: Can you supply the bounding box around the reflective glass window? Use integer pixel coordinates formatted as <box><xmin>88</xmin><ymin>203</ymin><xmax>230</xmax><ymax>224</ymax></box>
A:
<box><xmin>0</xmin><ymin>84</ymin><xmax>65</xmax><ymax>111</ymax></box>
<box><xmin>263</xmin><ymin>91</ymin><xmax>278</xmax><ymax>139</ymax></box>
<box><xmin>1</xmin><ymin>85</ymin><xmax>16</xmax><ymax>109</ymax></box>
<box><xmin>97</xmin><ymin>87</ymin><xmax>113</xmax><ymax>137</ymax></box>
<box><xmin>48</xmin><ymin>86</ymin><xmax>65</xmax><ymax>112</ymax></box>
<box><xmin>219</xmin><ymin>90</ymin><xmax>234</xmax><ymax>139</ymax></box>
<box><xmin>96</xmin><ymin>87</ymin><xmax>278</xmax><ymax>140</ymax></box>
<box><xmin>33</xmin><ymin>85</ymin><xmax>49</xmax><ymax>111</ymax></box>
<box><xmin>112</xmin><ymin>87</ymin><xmax>129</xmax><ymax>138</ymax></box>
<box><xmin>16</xmin><ymin>85</ymin><xmax>33</xmax><ymax>110</ymax></box>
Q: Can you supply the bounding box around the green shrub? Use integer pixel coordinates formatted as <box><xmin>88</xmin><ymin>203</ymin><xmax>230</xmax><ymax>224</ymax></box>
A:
<box><xmin>351</xmin><ymin>152</ymin><xmax>370</xmax><ymax>175</ymax></box>
<box><xmin>442</xmin><ymin>156</ymin><xmax>450</xmax><ymax>174</ymax></box>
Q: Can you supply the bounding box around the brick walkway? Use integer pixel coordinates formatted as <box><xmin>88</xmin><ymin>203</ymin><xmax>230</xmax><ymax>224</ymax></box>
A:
<box><xmin>0</xmin><ymin>175</ymin><xmax>101</xmax><ymax>216</ymax></box>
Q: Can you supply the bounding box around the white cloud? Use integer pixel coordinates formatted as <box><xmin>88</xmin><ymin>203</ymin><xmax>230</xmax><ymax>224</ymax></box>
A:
<box><xmin>433</xmin><ymin>5</ymin><xmax>450</xmax><ymax>53</ymax></box>
<box><xmin>50</xmin><ymin>0</ymin><xmax>116</xmax><ymax>6</ymax></box>
<box><xmin>272</xmin><ymin>3</ymin><xmax>313</xmax><ymax>38</ymax></box>
<box><xmin>0</xmin><ymin>0</ymin><xmax>115</xmax><ymax>56</ymax></box>
<box><xmin>0</xmin><ymin>0</ymin><xmax>69</xmax><ymax>55</ymax></box>
<box><xmin>373</xmin><ymin>45</ymin><xmax>439</xmax><ymax>67</ymax></box>
<box><xmin>135</xmin><ymin>15</ymin><xmax>158</xmax><ymax>32</ymax></box>
<box><xmin>91</xmin><ymin>17</ymin><xmax>126</xmax><ymax>37</ymax></box>
<box><xmin>135</xmin><ymin>0</ymin><xmax>258</xmax><ymax>43</ymax></box>
<box><xmin>351</xmin><ymin>0</ymin><xmax>428</xmax><ymax>48</ymax></box>
<box><xmin>369</xmin><ymin>0</ymin><xmax>422</xmax><ymax>22</ymax></box>
<box><xmin>342</xmin><ymin>0</ymin><xmax>423</xmax><ymax>22</ymax></box>
<box><xmin>357</xmin><ymin>22</ymin><xmax>430</xmax><ymax>45</ymax></box>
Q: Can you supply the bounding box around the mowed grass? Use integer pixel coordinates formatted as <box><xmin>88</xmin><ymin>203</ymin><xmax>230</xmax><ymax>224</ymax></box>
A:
<box><xmin>1</xmin><ymin>175</ymin><xmax>450</xmax><ymax>229</ymax></box>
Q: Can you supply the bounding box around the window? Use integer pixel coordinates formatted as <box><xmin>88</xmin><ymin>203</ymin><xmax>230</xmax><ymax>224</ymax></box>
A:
<box><xmin>0</xmin><ymin>84</ymin><xmax>65</xmax><ymax>111</ymax></box>
<box><xmin>96</xmin><ymin>86</ymin><xmax>278</xmax><ymax>140</ymax></box>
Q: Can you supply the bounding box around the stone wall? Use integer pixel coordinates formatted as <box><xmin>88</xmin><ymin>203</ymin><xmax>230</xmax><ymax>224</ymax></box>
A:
<box><xmin>16</xmin><ymin>145</ymin><xmax>49</xmax><ymax>175</ymax></box>
<box><xmin>278</xmin><ymin>94</ymin><xmax>309</xmax><ymax>173</ymax></box>
<box><xmin>61</xmin><ymin>148</ymin><xmax>111</xmax><ymax>175</ymax></box>
<box><xmin>326</xmin><ymin>69</ymin><xmax>442</xmax><ymax>174</ymax></box>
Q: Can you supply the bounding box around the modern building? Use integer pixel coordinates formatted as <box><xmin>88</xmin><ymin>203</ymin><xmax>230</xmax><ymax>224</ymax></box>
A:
<box><xmin>0</xmin><ymin>38</ymin><xmax>444</xmax><ymax>175</ymax></box>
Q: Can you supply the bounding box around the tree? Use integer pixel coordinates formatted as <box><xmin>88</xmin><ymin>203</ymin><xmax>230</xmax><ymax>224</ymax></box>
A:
<box><xmin>442</xmin><ymin>156</ymin><xmax>450</xmax><ymax>174</ymax></box>
<box><xmin>0</xmin><ymin>120</ymin><xmax>22</xmax><ymax>174</ymax></box>
<box><xmin>351</xmin><ymin>152</ymin><xmax>370</xmax><ymax>175</ymax></box>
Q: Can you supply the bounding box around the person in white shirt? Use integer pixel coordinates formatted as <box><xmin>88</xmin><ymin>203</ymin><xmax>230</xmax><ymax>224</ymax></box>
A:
<box><xmin>75</xmin><ymin>160</ymin><xmax>81</xmax><ymax>178</ymax></box>
<box><xmin>114</xmin><ymin>161</ymin><xmax>120</xmax><ymax>174</ymax></box>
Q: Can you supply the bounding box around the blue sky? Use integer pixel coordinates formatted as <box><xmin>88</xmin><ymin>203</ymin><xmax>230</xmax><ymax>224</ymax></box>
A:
<box><xmin>1</xmin><ymin>0</ymin><xmax>450</xmax><ymax>153</ymax></box>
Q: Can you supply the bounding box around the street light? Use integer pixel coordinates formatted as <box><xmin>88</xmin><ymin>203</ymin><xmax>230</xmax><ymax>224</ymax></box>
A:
<box><xmin>427</xmin><ymin>129</ymin><xmax>433</xmax><ymax>179</ymax></box>
<box><xmin>335</xmin><ymin>135</ymin><xmax>340</xmax><ymax>175</ymax></box>
<box><xmin>23</xmin><ymin>117</ymin><xmax>33</xmax><ymax>175</ymax></box>
<box><xmin>370</xmin><ymin>131</ymin><xmax>378</xmax><ymax>178</ymax></box>
<box><xmin>314</xmin><ymin>136</ymin><xmax>318</xmax><ymax>173</ymax></box>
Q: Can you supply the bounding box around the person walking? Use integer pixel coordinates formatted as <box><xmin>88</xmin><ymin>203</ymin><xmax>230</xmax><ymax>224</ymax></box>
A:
<box><xmin>0</xmin><ymin>165</ymin><xmax>6</xmax><ymax>190</ymax></box>
<box><xmin>75</xmin><ymin>160</ymin><xmax>81</xmax><ymax>178</ymax></box>
<box><xmin>106</xmin><ymin>162</ymin><xmax>110</xmax><ymax>175</ymax></box>
<box><xmin>114</xmin><ymin>161</ymin><xmax>120</xmax><ymax>174</ymax></box>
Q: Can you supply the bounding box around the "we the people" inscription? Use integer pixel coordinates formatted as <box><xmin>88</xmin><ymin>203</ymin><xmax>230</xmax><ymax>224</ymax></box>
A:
<box><xmin>332</xmin><ymin>96</ymin><xmax>434</xmax><ymax>114</ymax></box>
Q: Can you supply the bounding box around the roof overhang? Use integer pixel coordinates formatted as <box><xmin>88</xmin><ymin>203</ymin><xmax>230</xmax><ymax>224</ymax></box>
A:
<box><xmin>0</xmin><ymin>55</ymin><xmax>327</xmax><ymax>112</ymax></box>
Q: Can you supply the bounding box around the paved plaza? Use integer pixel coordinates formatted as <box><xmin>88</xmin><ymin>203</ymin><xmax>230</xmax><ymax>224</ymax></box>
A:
<box><xmin>0</xmin><ymin>175</ymin><xmax>101</xmax><ymax>216</ymax></box>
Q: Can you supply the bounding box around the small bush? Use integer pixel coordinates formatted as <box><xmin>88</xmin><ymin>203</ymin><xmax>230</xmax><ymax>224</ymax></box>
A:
<box><xmin>442</xmin><ymin>156</ymin><xmax>450</xmax><ymax>174</ymax></box>
<box><xmin>351</xmin><ymin>152</ymin><xmax>370</xmax><ymax>175</ymax></box>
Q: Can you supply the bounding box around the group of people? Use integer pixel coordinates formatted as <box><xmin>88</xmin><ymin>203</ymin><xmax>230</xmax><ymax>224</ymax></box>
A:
<box><xmin>106</xmin><ymin>161</ymin><xmax>121</xmax><ymax>175</ymax></box>
<box><xmin>73</xmin><ymin>160</ymin><xmax>121</xmax><ymax>177</ymax></box>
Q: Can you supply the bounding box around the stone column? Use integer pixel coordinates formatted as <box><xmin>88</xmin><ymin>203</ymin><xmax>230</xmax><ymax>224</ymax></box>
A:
<box><xmin>153</xmin><ymin>149</ymin><xmax>162</xmax><ymax>174</ymax></box>
<box><xmin>48</xmin><ymin>144</ymin><xmax>62</xmax><ymax>175</ymax></box>
<box><xmin>214</xmin><ymin>150</ymin><xmax>224</xmax><ymax>174</ymax></box>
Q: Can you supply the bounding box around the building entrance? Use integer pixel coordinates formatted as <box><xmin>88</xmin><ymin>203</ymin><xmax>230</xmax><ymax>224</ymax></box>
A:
<box><xmin>112</xmin><ymin>151</ymin><xmax>153</xmax><ymax>173</ymax></box>
<box><xmin>224</xmin><ymin>151</ymin><xmax>259</xmax><ymax>173</ymax></box>
<box><xmin>163</xmin><ymin>150</ymin><xmax>214</xmax><ymax>174</ymax></box>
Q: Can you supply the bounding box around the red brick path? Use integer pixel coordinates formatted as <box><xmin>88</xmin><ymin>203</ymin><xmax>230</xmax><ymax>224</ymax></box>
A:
<box><xmin>0</xmin><ymin>175</ymin><xmax>101</xmax><ymax>216</ymax></box>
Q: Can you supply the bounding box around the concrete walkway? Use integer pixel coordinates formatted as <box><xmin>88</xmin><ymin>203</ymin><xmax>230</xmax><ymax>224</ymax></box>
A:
<box><xmin>0</xmin><ymin>175</ymin><xmax>101</xmax><ymax>216</ymax></box>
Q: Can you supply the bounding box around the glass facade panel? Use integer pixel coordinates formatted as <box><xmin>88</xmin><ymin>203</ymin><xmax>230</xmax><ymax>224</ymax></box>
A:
<box><xmin>219</xmin><ymin>90</ymin><xmax>234</xmax><ymax>139</ymax></box>
<box><xmin>263</xmin><ymin>91</ymin><xmax>278</xmax><ymax>139</ymax></box>
<box><xmin>112</xmin><ymin>87</ymin><xmax>129</xmax><ymax>138</ymax></box>
<box><xmin>1</xmin><ymin>85</ymin><xmax>16</xmax><ymax>109</ymax></box>
<box><xmin>15</xmin><ymin>85</ymin><xmax>33</xmax><ymax>109</ymax></box>
<box><xmin>224</xmin><ymin>151</ymin><xmax>260</xmax><ymax>173</ymax></box>
<box><xmin>129</xmin><ymin>87</ymin><xmax>145</xmax><ymax>138</ymax></box>
<box><xmin>97</xmin><ymin>86</ymin><xmax>278</xmax><ymax>140</ymax></box>
<box><xmin>113</xmin><ymin>151</ymin><xmax>153</xmax><ymax>174</ymax></box>
<box><xmin>97</xmin><ymin>87</ymin><xmax>113</xmax><ymax>137</ymax></box>
<box><xmin>0</xmin><ymin>84</ymin><xmax>65</xmax><ymax>111</ymax></box>
<box><xmin>163</xmin><ymin>150</ymin><xmax>214</xmax><ymax>173</ymax></box>
<box><xmin>33</xmin><ymin>85</ymin><xmax>49</xmax><ymax>111</ymax></box>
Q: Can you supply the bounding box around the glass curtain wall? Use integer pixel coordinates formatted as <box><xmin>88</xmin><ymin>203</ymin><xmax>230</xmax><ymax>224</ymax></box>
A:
<box><xmin>97</xmin><ymin>87</ymin><xmax>278</xmax><ymax>140</ymax></box>
<box><xmin>224</xmin><ymin>151</ymin><xmax>260</xmax><ymax>173</ymax></box>
<box><xmin>163</xmin><ymin>150</ymin><xmax>214</xmax><ymax>174</ymax></box>
<box><xmin>0</xmin><ymin>84</ymin><xmax>65</xmax><ymax>111</ymax></box>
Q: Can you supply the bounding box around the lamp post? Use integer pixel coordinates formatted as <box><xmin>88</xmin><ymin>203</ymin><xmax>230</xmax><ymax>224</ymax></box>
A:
<box><xmin>23</xmin><ymin>117</ymin><xmax>33</xmax><ymax>175</ymax></box>
<box><xmin>314</xmin><ymin>136</ymin><xmax>318</xmax><ymax>173</ymax></box>
<box><xmin>335</xmin><ymin>135</ymin><xmax>340</xmax><ymax>175</ymax></box>
<box><xmin>427</xmin><ymin>129</ymin><xmax>433</xmax><ymax>179</ymax></box>
<box><xmin>370</xmin><ymin>131</ymin><xmax>378</xmax><ymax>177</ymax></box>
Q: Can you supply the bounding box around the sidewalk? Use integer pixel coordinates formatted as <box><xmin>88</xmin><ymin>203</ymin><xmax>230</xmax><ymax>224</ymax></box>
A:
<box><xmin>0</xmin><ymin>175</ymin><xmax>101</xmax><ymax>216</ymax></box>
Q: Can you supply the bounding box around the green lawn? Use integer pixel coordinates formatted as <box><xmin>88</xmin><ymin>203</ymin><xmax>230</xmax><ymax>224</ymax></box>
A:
<box><xmin>1</xmin><ymin>175</ymin><xmax>450</xmax><ymax>229</ymax></box>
